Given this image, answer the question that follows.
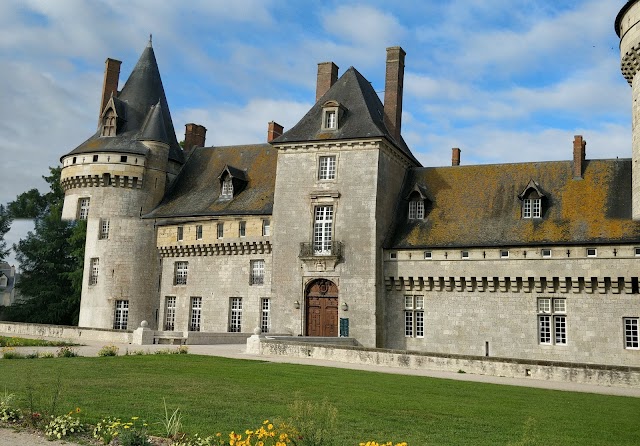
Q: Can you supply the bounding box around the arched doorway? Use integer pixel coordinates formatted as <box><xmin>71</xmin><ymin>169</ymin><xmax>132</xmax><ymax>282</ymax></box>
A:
<box><xmin>305</xmin><ymin>279</ymin><xmax>338</xmax><ymax>337</ymax></box>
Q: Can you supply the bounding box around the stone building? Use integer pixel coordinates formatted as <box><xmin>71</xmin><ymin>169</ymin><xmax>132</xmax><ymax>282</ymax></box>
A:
<box><xmin>0</xmin><ymin>262</ymin><xmax>18</xmax><ymax>307</ymax></box>
<box><xmin>58</xmin><ymin>2</ymin><xmax>640</xmax><ymax>367</ymax></box>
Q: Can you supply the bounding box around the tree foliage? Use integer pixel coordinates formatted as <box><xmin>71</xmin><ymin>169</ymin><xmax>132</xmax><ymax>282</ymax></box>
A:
<box><xmin>0</xmin><ymin>204</ymin><xmax>11</xmax><ymax>262</ymax></box>
<box><xmin>4</xmin><ymin>167</ymin><xmax>85</xmax><ymax>325</ymax></box>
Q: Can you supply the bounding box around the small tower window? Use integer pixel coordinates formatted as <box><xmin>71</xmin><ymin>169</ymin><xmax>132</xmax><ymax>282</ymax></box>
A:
<box><xmin>101</xmin><ymin>108</ymin><xmax>117</xmax><ymax>137</ymax></box>
<box><xmin>321</xmin><ymin>100</ymin><xmax>342</xmax><ymax>131</ymax></box>
<box><xmin>221</xmin><ymin>177</ymin><xmax>233</xmax><ymax>199</ymax></box>
<box><xmin>325</xmin><ymin>110</ymin><xmax>336</xmax><ymax>129</ymax></box>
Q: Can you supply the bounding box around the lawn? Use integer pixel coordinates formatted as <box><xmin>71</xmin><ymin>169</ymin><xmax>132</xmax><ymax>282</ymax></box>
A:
<box><xmin>1</xmin><ymin>354</ymin><xmax>639</xmax><ymax>445</ymax></box>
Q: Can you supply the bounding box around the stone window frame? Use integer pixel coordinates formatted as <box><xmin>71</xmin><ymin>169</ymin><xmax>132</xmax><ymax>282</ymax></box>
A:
<box><xmin>541</xmin><ymin>249</ymin><xmax>552</xmax><ymax>258</ymax></box>
<box><xmin>217</xmin><ymin>222</ymin><xmax>224</xmax><ymax>239</ymax></box>
<box><xmin>262</xmin><ymin>219</ymin><xmax>270</xmax><ymax>237</ymax></box>
<box><xmin>321</xmin><ymin>101</ymin><xmax>343</xmax><ymax>131</ymax></box>
<box><xmin>89</xmin><ymin>258</ymin><xmax>99</xmax><ymax>285</ymax></box>
<box><xmin>228</xmin><ymin>297</ymin><xmax>243</xmax><ymax>333</ymax></box>
<box><xmin>624</xmin><ymin>317</ymin><xmax>639</xmax><ymax>349</ymax></box>
<box><xmin>424</xmin><ymin>251</ymin><xmax>432</xmax><ymax>260</ymax></box>
<box><xmin>113</xmin><ymin>300</ymin><xmax>129</xmax><ymax>330</ymax></box>
<box><xmin>78</xmin><ymin>197</ymin><xmax>90</xmax><ymax>220</ymax></box>
<box><xmin>99</xmin><ymin>218</ymin><xmax>110</xmax><ymax>240</ymax></box>
<box><xmin>101</xmin><ymin>108</ymin><xmax>117</xmax><ymax>137</ymax></box>
<box><xmin>221</xmin><ymin>177</ymin><xmax>234</xmax><ymax>200</ymax></box>
<box><xmin>250</xmin><ymin>259</ymin><xmax>265</xmax><ymax>285</ymax></box>
<box><xmin>461</xmin><ymin>251</ymin><xmax>469</xmax><ymax>259</ymax></box>
<box><xmin>500</xmin><ymin>250</ymin><xmax>509</xmax><ymax>259</ymax></box>
<box><xmin>195</xmin><ymin>225</ymin><xmax>203</xmax><ymax>240</ymax></box>
<box><xmin>586</xmin><ymin>248</ymin><xmax>597</xmax><ymax>257</ymax></box>
<box><xmin>313</xmin><ymin>205</ymin><xmax>334</xmax><ymax>256</ymax></box>
<box><xmin>318</xmin><ymin>155</ymin><xmax>337</xmax><ymax>181</ymax></box>
<box><xmin>538</xmin><ymin>298</ymin><xmax>567</xmax><ymax>345</ymax></box>
<box><xmin>519</xmin><ymin>180</ymin><xmax>545</xmax><ymax>219</ymax></box>
<box><xmin>190</xmin><ymin>297</ymin><xmax>202</xmax><ymax>332</ymax></box>
<box><xmin>177</xmin><ymin>226</ymin><xmax>184</xmax><ymax>242</ymax></box>
<box><xmin>404</xmin><ymin>295</ymin><xmax>424</xmax><ymax>338</ymax></box>
<box><xmin>164</xmin><ymin>296</ymin><xmax>176</xmax><ymax>331</ymax></box>
<box><xmin>408</xmin><ymin>199</ymin><xmax>425</xmax><ymax>220</ymax></box>
<box><xmin>174</xmin><ymin>261</ymin><xmax>188</xmax><ymax>285</ymax></box>
<box><xmin>261</xmin><ymin>298</ymin><xmax>271</xmax><ymax>334</ymax></box>
<box><xmin>239</xmin><ymin>221</ymin><xmax>246</xmax><ymax>237</ymax></box>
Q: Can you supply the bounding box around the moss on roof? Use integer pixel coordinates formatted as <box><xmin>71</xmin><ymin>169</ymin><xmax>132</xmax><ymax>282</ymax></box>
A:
<box><xmin>389</xmin><ymin>159</ymin><xmax>640</xmax><ymax>249</ymax></box>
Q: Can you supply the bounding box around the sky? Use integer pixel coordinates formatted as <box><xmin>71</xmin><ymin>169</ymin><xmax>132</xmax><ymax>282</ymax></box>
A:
<box><xmin>0</xmin><ymin>0</ymin><xmax>633</xmax><ymax>266</ymax></box>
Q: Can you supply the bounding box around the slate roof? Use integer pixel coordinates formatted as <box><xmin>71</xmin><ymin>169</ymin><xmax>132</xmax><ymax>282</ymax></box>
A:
<box><xmin>145</xmin><ymin>144</ymin><xmax>277</xmax><ymax>219</ymax></box>
<box><xmin>273</xmin><ymin>67</ymin><xmax>420</xmax><ymax>166</ymax></box>
<box><xmin>62</xmin><ymin>42</ymin><xmax>184</xmax><ymax>164</ymax></box>
<box><xmin>388</xmin><ymin>159</ymin><xmax>640</xmax><ymax>249</ymax></box>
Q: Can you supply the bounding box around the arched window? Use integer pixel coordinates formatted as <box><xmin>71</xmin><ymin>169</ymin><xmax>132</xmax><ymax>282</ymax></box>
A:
<box><xmin>101</xmin><ymin>108</ymin><xmax>117</xmax><ymax>137</ymax></box>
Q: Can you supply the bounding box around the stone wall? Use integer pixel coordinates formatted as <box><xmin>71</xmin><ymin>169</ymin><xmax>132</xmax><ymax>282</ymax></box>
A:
<box><xmin>255</xmin><ymin>338</ymin><xmax>640</xmax><ymax>388</ymax></box>
<box><xmin>0</xmin><ymin>321</ymin><xmax>132</xmax><ymax>343</ymax></box>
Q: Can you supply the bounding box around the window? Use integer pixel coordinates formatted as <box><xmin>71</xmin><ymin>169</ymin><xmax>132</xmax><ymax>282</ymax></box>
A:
<box><xmin>93</xmin><ymin>155</ymin><xmax>99</xmax><ymax>162</ymax></box>
<box><xmin>390</xmin><ymin>252</ymin><xmax>397</xmax><ymax>260</ymax></box>
<box><xmin>239</xmin><ymin>221</ymin><xmax>246</xmax><ymax>237</ymax></box>
<box><xmin>113</xmin><ymin>300</ymin><xmax>129</xmax><ymax>330</ymax></box>
<box><xmin>174</xmin><ymin>261</ymin><xmax>188</xmax><ymax>285</ymax></box>
<box><xmin>624</xmin><ymin>318</ymin><xmax>639</xmax><ymax>349</ymax></box>
<box><xmin>164</xmin><ymin>296</ymin><xmax>176</xmax><ymax>331</ymax></box>
<box><xmin>99</xmin><ymin>219</ymin><xmax>110</xmax><ymax>240</ymax></box>
<box><xmin>89</xmin><ymin>258</ymin><xmax>99</xmax><ymax>285</ymax></box>
<box><xmin>177</xmin><ymin>226</ymin><xmax>184</xmax><ymax>241</ymax></box>
<box><xmin>586</xmin><ymin>248</ymin><xmax>597</xmax><ymax>257</ymax></box>
<box><xmin>221</xmin><ymin>177</ymin><xmax>233</xmax><ymax>199</ymax></box>
<box><xmin>78</xmin><ymin>198</ymin><xmax>90</xmax><ymax>220</ymax></box>
<box><xmin>405</xmin><ymin>295</ymin><xmax>424</xmax><ymax>338</ymax></box>
<box><xmin>195</xmin><ymin>225</ymin><xmax>203</xmax><ymax>240</ymax></box>
<box><xmin>523</xmin><ymin>198</ymin><xmax>541</xmax><ymax>219</ymax></box>
<box><xmin>262</xmin><ymin>219</ymin><xmax>270</xmax><ymax>236</ymax></box>
<box><xmin>500</xmin><ymin>250</ymin><xmax>509</xmax><ymax>258</ymax></box>
<box><xmin>408</xmin><ymin>200</ymin><xmax>425</xmax><ymax>220</ymax></box>
<box><xmin>424</xmin><ymin>251</ymin><xmax>432</xmax><ymax>259</ymax></box>
<box><xmin>229</xmin><ymin>297</ymin><xmax>243</xmax><ymax>332</ymax></box>
<box><xmin>120</xmin><ymin>155</ymin><xmax>128</xmax><ymax>163</ymax></box>
<box><xmin>325</xmin><ymin>110</ymin><xmax>337</xmax><ymax>129</ymax></box>
<box><xmin>541</xmin><ymin>249</ymin><xmax>552</xmax><ymax>258</ymax></box>
<box><xmin>461</xmin><ymin>251</ymin><xmax>469</xmax><ymax>259</ymax></box>
<box><xmin>635</xmin><ymin>247</ymin><xmax>640</xmax><ymax>257</ymax></box>
<box><xmin>101</xmin><ymin>109</ymin><xmax>116</xmax><ymax>137</ymax></box>
<box><xmin>313</xmin><ymin>205</ymin><xmax>333</xmax><ymax>255</ymax></box>
<box><xmin>190</xmin><ymin>297</ymin><xmax>202</xmax><ymax>332</ymax></box>
<box><xmin>0</xmin><ymin>276</ymin><xmax>6</xmax><ymax>288</ymax></box>
<box><xmin>261</xmin><ymin>298</ymin><xmax>271</xmax><ymax>334</ymax></box>
<box><xmin>250</xmin><ymin>259</ymin><xmax>265</xmax><ymax>285</ymax></box>
<box><xmin>217</xmin><ymin>222</ymin><xmax>224</xmax><ymax>239</ymax></box>
<box><xmin>318</xmin><ymin>156</ymin><xmax>336</xmax><ymax>180</ymax></box>
<box><xmin>538</xmin><ymin>298</ymin><xmax>567</xmax><ymax>345</ymax></box>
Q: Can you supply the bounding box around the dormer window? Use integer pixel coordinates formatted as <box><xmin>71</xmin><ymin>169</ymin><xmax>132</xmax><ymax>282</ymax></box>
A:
<box><xmin>519</xmin><ymin>180</ymin><xmax>545</xmax><ymax>219</ymax></box>
<box><xmin>321</xmin><ymin>100</ymin><xmax>343</xmax><ymax>131</ymax></box>
<box><xmin>221</xmin><ymin>177</ymin><xmax>233</xmax><ymax>199</ymax></box>
<box><xmin>408</xmin><ymin>200</ymin><xmax>424</xmax><ymax>219</ymax></box>
<box><xmin>101</xmin><ymin>108</ymin><xmax>117</xmax><ymax>137</ymax></box>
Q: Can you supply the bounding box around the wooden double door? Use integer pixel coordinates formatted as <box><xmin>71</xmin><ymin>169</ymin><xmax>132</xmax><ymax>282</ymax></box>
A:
<box><xmin>305</xmin><ymin>279</ymin><xmax>338</xmax><ymax>337</ymax></box>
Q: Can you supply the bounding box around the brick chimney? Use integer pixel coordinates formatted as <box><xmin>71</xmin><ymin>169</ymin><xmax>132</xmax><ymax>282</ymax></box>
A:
<box><xmin>267</xmin><ymin>121</ymin><xmax>284</xmax><ymax>142</ymax></box>
<box><xmin>184</xmin><ymin>123</ymin><xmax>207</xmax><ymax>155</ymax></box>
<box><xmin>384</xmin><ymin>46</ymin><xmax>406</xmax><ymax>142</ymax></box>
<box><xmin>100</xmin><ymin>58</ymin><xmax>121</xmax><ymax>119</ymax></box>
<box><xmin>452</xmin><ymin>148</ymin><xmax>461</xmax><ymax>166</ymax></box>
<box><xmin>316</xmin><ymin>62</ymin><xmax>339</xmax><ymax>102</ymax></box>
<box><xmin>573</xmin><ymin>135</ymin><xmax>586</xmax><ymax>179</ymax></box>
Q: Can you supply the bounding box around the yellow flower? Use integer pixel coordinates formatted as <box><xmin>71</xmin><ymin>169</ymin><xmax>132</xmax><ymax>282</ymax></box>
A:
<box><xmin>75</xmin><ymin>407</ymin><xmax>81</xmax><ymax>413</ymax></box>
<box><xmin>131</xmin><ymin>416</ymin><xmax>139</xmax><ymax>420</ymax></box>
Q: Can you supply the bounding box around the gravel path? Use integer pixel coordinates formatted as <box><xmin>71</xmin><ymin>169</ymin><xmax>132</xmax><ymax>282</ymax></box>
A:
<box><xmin>0</xmin><ymin>426</ymin><xmax>79</xmax><ymax>446</ymax></box>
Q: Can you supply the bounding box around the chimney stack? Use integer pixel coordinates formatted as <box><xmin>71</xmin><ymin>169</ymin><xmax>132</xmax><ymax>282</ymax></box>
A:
<box><xmin>316</xmin><ymin>62</ymin><xmax>339</xmax><ymax>102</ymax></box>
<box><xmin>452</xmin><ymin>148</ymin><xmax>461</xmax><ymax>166</ymax></box>
<box><xmin>384</xmin><ymin>46</ymin><xmax>406</xmax><ymax>142</ymax></box>
<box><xmin>573</xmin><ymin>135</ymin><xmax>586</xmax><ymax>179</ymax></box>
<box><xmin>184</xmin><ymin>123</ymin><xmax>207</xmax><ymax>155</ymax></box>
<box><xmin>100</xmin><ymin>58</ymin><xmax>122</xmax><ymax>119</ymax></box>
<box><xmin>267</xmin><ymin>121</ymin><xmax>284</xmax><ymax>142</ymax></box>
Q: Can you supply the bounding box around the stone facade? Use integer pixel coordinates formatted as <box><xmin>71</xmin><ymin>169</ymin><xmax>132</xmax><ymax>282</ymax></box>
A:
<box><xmin>58</xmin><ymin>9</ymin><xmax>640</xmax><ymax>368</ymax></box>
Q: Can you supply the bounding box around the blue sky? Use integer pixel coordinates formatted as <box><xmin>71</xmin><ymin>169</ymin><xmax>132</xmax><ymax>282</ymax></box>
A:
<box><xmin>0</xmin><ymin>0</ymin><xmax>632</xmax><ymax>265</ymax></box>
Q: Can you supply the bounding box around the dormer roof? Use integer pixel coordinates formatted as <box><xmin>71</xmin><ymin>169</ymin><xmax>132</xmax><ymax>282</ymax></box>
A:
<box><xmin>218</xmin><ymin>164</ymin><xmax>248</xmax><ymax>182</ymax></box>
<box><xmin>518</xmin><ymin>179</ymin><xmax>546</xmax><ymax>200</ymax></box>
<box><xmin>273</xmin><ymin>66</ymin><xmax>420</xmax><ymax>166</ymax></box>
<box><xmin>61</xmin><ymin>41</ymin><xmax>184</xmax><ymax>164</ymax></box>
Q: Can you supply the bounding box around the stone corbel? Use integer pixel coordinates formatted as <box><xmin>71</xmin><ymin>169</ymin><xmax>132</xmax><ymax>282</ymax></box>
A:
<box><xmin>624</xmin><ymin>278</ymin><xmax>634</xmax><ymax>294</ymax></box>
<box><xmin>521</xmin><ymin>277</ymin><xmax>533</xmax><ymax>293</ymax></box>
<box><xmin>584</xmin><ymin>278</ymin><xmax>594</xmax><ymax>294</ymax></box>
<box><xmin>597</xmin><ymin>278</ymin><xmax>607</xmax><ymax>294</ymax></box>
<box><xmin>534</xmin><ymin>278</ymin><xmax>544</xmax><ymax>293</ymax></box>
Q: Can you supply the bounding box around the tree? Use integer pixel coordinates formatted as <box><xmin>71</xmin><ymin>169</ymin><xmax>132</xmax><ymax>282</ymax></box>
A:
<box><xmin>4</xmin><ymin>167</ymin><xmax>85</xmax><ymax>325</ymax></box>
<box><xmin>0</xmin><ymin>205</ymin><xmax>11</xmax><ymax>262</ymax></box>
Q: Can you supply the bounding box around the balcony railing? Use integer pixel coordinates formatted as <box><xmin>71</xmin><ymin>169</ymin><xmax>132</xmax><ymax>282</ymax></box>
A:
<box><xmin>299</xmin><ymin>241</ymin><xmax>343</xmax><ymax>258</ymax></box>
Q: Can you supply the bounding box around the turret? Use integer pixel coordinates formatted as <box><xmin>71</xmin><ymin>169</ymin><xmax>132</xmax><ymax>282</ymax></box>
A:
<box><xmin>59</xmin><ymin>40</ymin><xmax>183</xmax><ymax>330</ymax></box>
<box><xmin>616</xmin><ymin>0</ymin><xmax>640</xmax><ymax>220</ymax></box>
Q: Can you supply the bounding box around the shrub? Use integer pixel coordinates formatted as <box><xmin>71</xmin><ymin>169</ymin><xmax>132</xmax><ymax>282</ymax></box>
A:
<box><xmin>1</xmin><ymin>347</ymin><xmax>24</xmax><ymax>359</ymax></box>
<box><xmin>175</xmin><ymin>345</ymin><xmax>189</xmax><ymax>354</ymax></box>
<box><xmin>98</xmin><ymin>344</ymin><xmax>119</xmax><ymax>357</ymax></box>
<box><xmin>0</xmin><ymin>392</ymin><xmax>23</xmax><ymax>423</ymax></box>
<box><xmin>44</xmin><ymin>410</ymin><xmax>84</xmax><ymax>439</ymax></box>
<box><xmin>25</xmin><ymin>351</ymin><xmax>39</xmax><ymax>359</ymax></box>
<box><xmin>287</xmin><ymin>398</ymin><xmax>338</xmax><ymax>446</ymax></box>
<box><xmin>56</xmin><ymin>346</ymin><xmax>79</xmax><ymax>358</ymax></box>
<box><xmin>39</xmin><ymin>351</ymin><xmax>55</xmax><ymax>358</ymax></box>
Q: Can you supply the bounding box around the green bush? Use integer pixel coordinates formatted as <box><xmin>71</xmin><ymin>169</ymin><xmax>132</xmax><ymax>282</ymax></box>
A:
<box><xmin>97</xmin><ymin>345</ymin><xmax>119</xmax><ymax>357</ymax></box>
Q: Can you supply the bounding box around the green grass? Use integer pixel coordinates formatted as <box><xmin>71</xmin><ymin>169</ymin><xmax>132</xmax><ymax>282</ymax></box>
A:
<box><xmin>2</xmin><ymin>354</ymin><xmax>640</xmax><ymax>445</ymax></box>
<box><xmin>0</xmin><ymin>336</ymin><xmax>78</xmax><ymax>347</ymax></box>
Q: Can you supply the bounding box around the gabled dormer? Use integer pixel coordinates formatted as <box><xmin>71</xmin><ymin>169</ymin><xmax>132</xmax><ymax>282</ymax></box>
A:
<box><xmin>218</xmin><ymin>165</ymin><xmax>248</xmax><ymax>201</ymax></box>
<box><xmin>406</xmin><ymin>184</ymin><xmax>430</xmax><ymax>220</ymax></box>
<box><xmin>321</xmin><ymin>100</ymin><xmax>345</xmax><ymax>131</ymax></box>
<box><xmin>518</xmin><ymin>179</ymin><xmax>546</xmax><ymax>219</ymax></box>
<box><xmin>99</xmin><ymin>94</ymin><xmax>126</xmax><ymax>137</ymax></box>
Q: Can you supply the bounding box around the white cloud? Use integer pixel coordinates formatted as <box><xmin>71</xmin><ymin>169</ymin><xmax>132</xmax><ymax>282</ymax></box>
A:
<box><xmin>321</xmin><ymin>5</ymin><xmax>406</xmax><ymax>48</ymax></box>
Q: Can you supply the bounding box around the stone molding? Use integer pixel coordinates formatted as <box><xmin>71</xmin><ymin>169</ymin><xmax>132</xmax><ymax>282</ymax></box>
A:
<box><xmin>61</xmin><ymin>174</ymin><xmax>143</xmax><ymax>191</ymax></box>
<box><xmin>158</xmin><ymin>240</ymin><xmax>272</xmax><ymax>257</ymax></box>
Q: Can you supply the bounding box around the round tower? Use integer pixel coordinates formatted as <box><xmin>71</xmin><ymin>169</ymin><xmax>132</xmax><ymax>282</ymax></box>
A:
<box><xmin>60</xmin><ymin>41</ymin><xmax>184</xmax><ymax>330</ymax></box>
<box><xmin>617</xmin><ymin>0</ymin><xmax>640</xmax><ymax>220</ymax></box>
